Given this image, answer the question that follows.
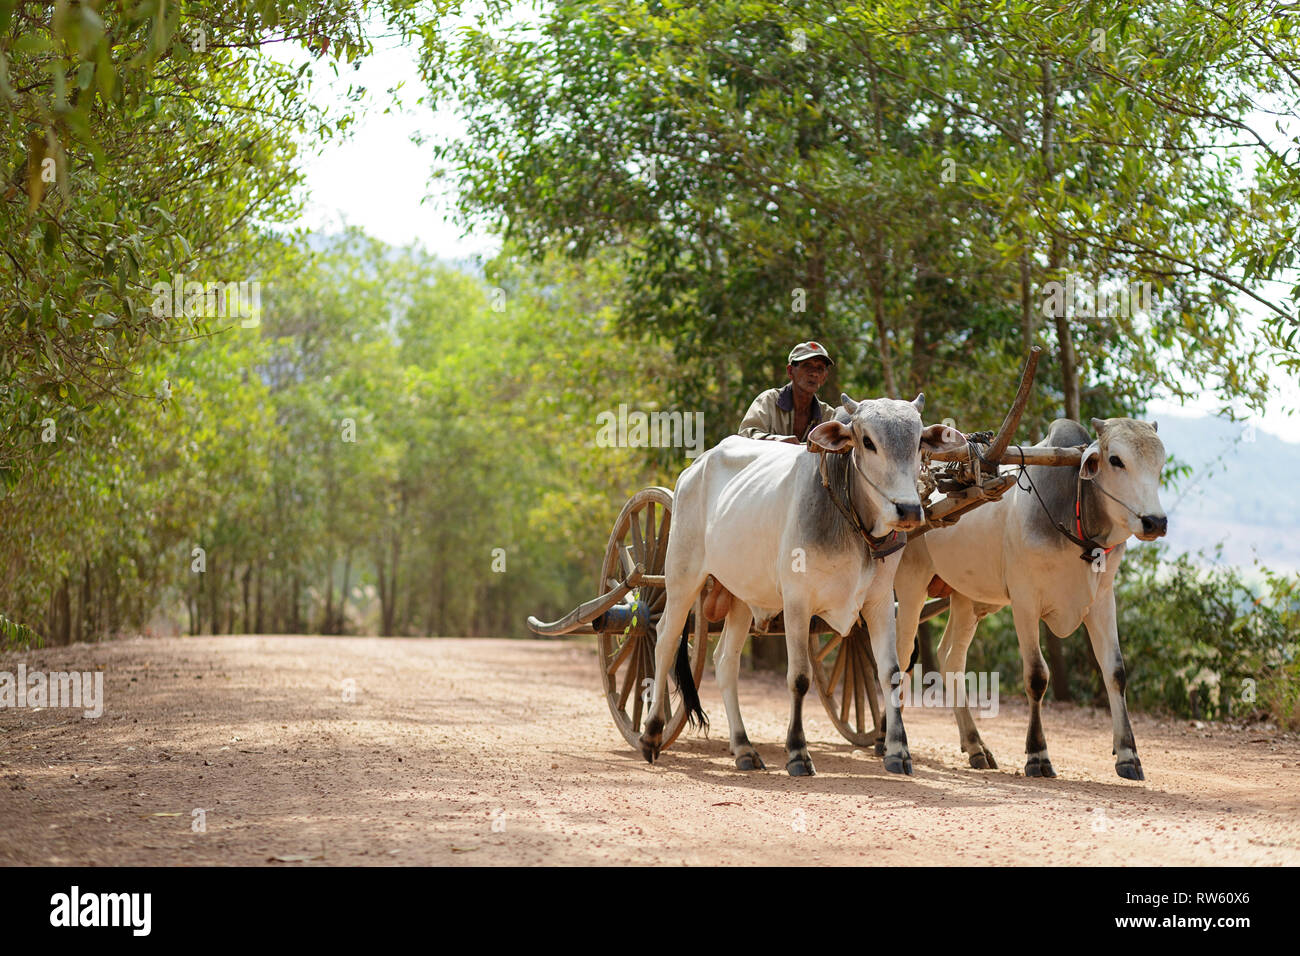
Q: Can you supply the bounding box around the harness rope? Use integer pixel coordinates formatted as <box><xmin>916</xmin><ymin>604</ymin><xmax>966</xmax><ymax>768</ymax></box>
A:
<box><xmin>1011</xmin><ymin>445</ymin><xmax>1142</xmax><ymax>563</ymax></box>
<box><xmin>816</xmin><ymin>447</ymin><xmax>908</xmax><ymax>561</ymax></box>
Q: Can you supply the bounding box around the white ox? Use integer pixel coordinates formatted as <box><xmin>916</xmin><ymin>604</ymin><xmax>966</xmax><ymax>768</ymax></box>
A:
<box><xmin>893</xmin><ymin>417</ymin><xmax>1167</xmax><ymax>780</ymax></box>
<box><xmin>639</xmin><ymin>394</ymin><xmax>964</xmax><ymax>776</ymax></box>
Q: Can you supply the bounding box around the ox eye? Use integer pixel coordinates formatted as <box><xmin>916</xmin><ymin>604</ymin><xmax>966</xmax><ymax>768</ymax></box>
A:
<box><xmin>861</xmin><ymin>436</ymin><xmax>876</xmax><ymax>452</ymax></box>
<box><xmin>1109</xmin><ymin>455</ymin><xmax>1125</xmax><ymax>469</ymax></box>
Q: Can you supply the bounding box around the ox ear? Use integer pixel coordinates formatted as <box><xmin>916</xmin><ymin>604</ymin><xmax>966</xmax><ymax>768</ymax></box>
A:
<box><xmin>1080</xmin><ymin>441</ymin><xmax>1102</xmax><ymax>480</ymax></box>
<box><xmin>912</xmin><ymin>393</ymin><xmax>925</xmax><ymax>415</ymax></box>
<box><xmin>921</xmin><ymin>424</ymin><xmax>965</xmax><ymax>453</ymax></box>
<box><xmin>808</xmin><ymin>419</ymin><xmax>854</xmax><ymax>453</ymax></box>
<box><xmin>840</xmin><ymin>393</ymin><xmax>860</xmax><ymax>414</ymax></box>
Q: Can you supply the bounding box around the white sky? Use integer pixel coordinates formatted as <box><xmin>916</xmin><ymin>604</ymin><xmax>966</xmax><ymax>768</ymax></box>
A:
<box><xmin>278</xmin><ymin>23</ymin><xmax>1300</xmax><ymax>444</ymax></box>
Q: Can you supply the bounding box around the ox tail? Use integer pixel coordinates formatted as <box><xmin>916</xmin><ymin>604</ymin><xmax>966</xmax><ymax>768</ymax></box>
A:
<box><xmin>674</xmin><ymin>629</ymin><xmax>709</xmax><ymax>732</ymax></box>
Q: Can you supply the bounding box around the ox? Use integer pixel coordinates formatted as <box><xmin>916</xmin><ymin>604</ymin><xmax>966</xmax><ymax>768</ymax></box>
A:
<box><xmin>639</xmin><ymin>394</ymin><xmax>964</xmax><ymax>776</ymax></box>
<box><xmin>893</xmin><ymin>417</ymin><xmax>1167</xmax><ymax>780</ymax></box>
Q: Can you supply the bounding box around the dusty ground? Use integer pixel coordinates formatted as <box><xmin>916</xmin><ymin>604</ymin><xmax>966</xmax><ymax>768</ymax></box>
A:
<box><xmin>0</xmin><ymin>635</ymin><xmax>1296</xmax><ymax>866</ymax></box>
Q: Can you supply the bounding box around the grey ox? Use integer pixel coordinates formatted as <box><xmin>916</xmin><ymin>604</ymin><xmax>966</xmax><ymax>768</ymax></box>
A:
<box><xmin>893</xmin><ymin>417</ymin><xmax>1167</xmax><ymax>780</ymax></box>
<box><xmin>639</xmin><ymin>394</ymin><xmax>964</xmax><ymax>776</ymax></box>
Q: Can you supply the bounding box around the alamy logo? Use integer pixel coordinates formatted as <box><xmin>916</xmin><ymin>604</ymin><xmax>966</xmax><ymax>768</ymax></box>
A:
<box><xmin>1040</xmin><ymin>275</ymin><xmax>1156</xmax><ymax>319</ymax></box>
<box><xmin>50</xmin><ymin>886</ymin><xmax>151</xmax><ymax>936</ymax></box>
<box><xmin>150</xmin><ymin>273</ymin><xmax>261</xmax><ymax>327</ymax></box>
<box><xmin>890</xmin><ymin>669</ymin><xmax>999</xmax><ymax>717</ymax></box>
<box><xmin>0</xmin><ymin>664</ymin><xmax>103</xmax><ymax>718</ymax></box>
<box><xmin>594</xmin><ymin>404</ymin><xmax>705</xmax><ymax>459</ymax></box>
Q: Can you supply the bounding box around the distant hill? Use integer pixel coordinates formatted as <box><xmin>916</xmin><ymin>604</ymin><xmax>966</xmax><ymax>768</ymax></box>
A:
<box><xmin>1127</xmin><ymin>413</ymin><xmax>1300</xmax><ymax>572</ymax></box>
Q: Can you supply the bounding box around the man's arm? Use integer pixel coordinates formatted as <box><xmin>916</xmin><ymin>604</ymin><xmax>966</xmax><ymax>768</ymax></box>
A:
<box><xmin>738</xmin><ymin>389</ymin><xmax>796</xmax><ymax>442</ymax></box>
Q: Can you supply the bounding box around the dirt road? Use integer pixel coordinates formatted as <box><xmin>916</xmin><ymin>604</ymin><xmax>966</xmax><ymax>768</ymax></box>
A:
<box><xmin>0</xmin><ymin>635</ymin><xmax>1296</xmax><ymax>866</ymax></box>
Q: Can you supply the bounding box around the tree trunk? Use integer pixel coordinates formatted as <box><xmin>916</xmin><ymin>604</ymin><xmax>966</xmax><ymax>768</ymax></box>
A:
<box><xmin>383</xmin><ymin>533</ymin><xmax>401</xmax><ymax>636</ymax></box>
<box><xmin>870</xmin><ymin>236</ymin><xmax>897</xmax><ymax>397</ymax></box>
<box><xmin>1019</xmin><ymin>245</ymin><xmax>1035</xmax><ymax>350</ymax></box>
<box><xmin>255</xmin><ymin>563</ymin><xmax>264</xmax><ymax>634</ymax></box>
<box><xmin>208</xmin><ymin>558</ymin><xmax>220</xmax><ymax>637</ymax></box>
<box><xmin>58</xmin><ymin>574</ymin><xmax>71</xmax><ymax>646</ymax></box>
<box><xmin>242</xmin><ymin>565</ymin><xmax>252</xmax><ymax>635</ymax></box>
<box><xmin>337</xmin><ymin>548</ymin><xmax>353</xmax><ymax>634</ymax></box>
<box><xmin>427</xmin><ymin>559</ymin><xmax>439</xmax><ymax>637</ymax></box>
<box><xmin>377</xmin><ymin>554</ymin><xmax>390</xmax><ymax>636</ymax></box>
<box><xmin>1054</xmin><ymin>314</ymin><xmax>1080</xmax><ymax>420</ymax></box>
<box><xmin>1040</xmin><ymin>57</ymin><xmax>1079</xmax><ymax>420</ymax></box>
<box><xmin>323</xmin><ymin>556</ymin><xmax>335</xmax><ymax>634</ymax></box>
<box><xmin>80</xmin><ymin>559</ymin><xmax>90</xmax><ymax>642</ymax></box>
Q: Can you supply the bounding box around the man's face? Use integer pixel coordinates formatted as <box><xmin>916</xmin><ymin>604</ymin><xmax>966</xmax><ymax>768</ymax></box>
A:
<box><xmin>788</xmin><ymin>358</ymin><xmax>830</xmax><ymax>396</ymax></box>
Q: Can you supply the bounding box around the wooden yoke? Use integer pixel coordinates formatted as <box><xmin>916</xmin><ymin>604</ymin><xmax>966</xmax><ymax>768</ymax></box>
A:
<box><xmin>912</xmin><ymin>346</ymin><xmax>1043</xmax><ymax>538</ymax></box>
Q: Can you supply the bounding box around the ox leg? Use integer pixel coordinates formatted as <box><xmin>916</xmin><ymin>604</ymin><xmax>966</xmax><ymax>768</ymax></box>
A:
<box><xmin>639</xmin><ymin>573</ymin><xmax>708</xmax><ymax>764</ymax></box>
<box><xmin>887</xmin><ymin>541</ymin><xmax>935</xmax><ymax>757</ymax></box>
<box><xmin>936</xmin><ymin>595</ymin><xmax>997</xmax><ymax>770</ymax></box>
<box><xmin>1012</xmin><ymin>603</ymin><xmax>1055</xmax><ymax>778</ymax></box>
<box><xmin>714</xmin><ymin>602</ymin><xmax>764</xmax><ymax>770</ymax></box>
<box><xmin>782</xmin><ymin>604</ymin><xmax>816</xmax><ymax>777</ymax></box>
<box><xmin>1084</xmin><ymin>590</ymin><xmax>1143</xmax><ymax>781</ymax></box>
<box><xmin>864</xmin><ymin>594</ymin><xmax>912</xmax><ymax>775</ymax></box>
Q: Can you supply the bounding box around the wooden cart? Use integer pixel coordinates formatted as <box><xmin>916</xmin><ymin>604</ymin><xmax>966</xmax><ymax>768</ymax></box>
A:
<box><xmin>527</xmin><ymin>348</ymin><xmax>1087</xmax><ymax>754</ymax></box>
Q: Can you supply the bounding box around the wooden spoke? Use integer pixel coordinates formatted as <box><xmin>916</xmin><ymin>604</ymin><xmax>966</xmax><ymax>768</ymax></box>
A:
<box><xmin>649</xmin><ymin>508</ymin><xmax>671</xmax><ymax>575</ymax></box>
<box><xmin>816</xmin><ymin>633</ymin><xmax>843</xmax><ymax>663</ymax></box>
<box><xmin>839</xmin><ymin>645</ymin><xmax>854</xmax><ymax>724</ymax></box>
<box><xmin>827</xmin><ymin>642</ymin><xmax>848</xmax><ymax>699</ymax></box>
<box><xmin>851</xmin><ymin>637</ymin><xmax>869</xmax><ymax>735</ymax></box>
<box><xmin>641</xmin><ymin>504</ymin><xmax>655</xmax><ymax>563</ymax></box>
<box><xmin>629</xmin><ymin>511</ymin><xmax>646</xmax><ymax>566</ymax></box>
<box><xmin>606</xmin><ymin>633</ymin><xmax>636</xmax><ymax>677</ymax></box>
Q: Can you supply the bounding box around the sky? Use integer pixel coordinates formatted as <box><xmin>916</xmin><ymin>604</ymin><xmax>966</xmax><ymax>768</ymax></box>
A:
<box><xmin>278</xmin><ymin>23</ymin><xmax>1300</xmax><ymax>445</ymax></box>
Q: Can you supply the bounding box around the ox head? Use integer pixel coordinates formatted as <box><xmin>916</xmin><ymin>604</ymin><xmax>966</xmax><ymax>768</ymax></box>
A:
<box><xmin>1082</xmin><ymin>418</ymin><xmax>1167</xmax><ymax>541</ymax></box>
<box><xmin>809</xmin><ymin>393</ymin><xmax>965</xmax><ymax>536</ymax></box>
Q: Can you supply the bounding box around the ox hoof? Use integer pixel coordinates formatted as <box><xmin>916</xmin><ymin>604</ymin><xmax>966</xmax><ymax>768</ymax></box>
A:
<box><xmin>884</xmin><ymin>753</ymin><xmax>913</xmax><ymax>776</ymax></box>
<box><xmin>735</xmin><ymin>751</ymin><xmax>766</xmax><ymax>771</ymax></box>
<box><xmin>1024</xmin><ymin>756</ymin><xmax>1057</xmax><ymax>778</ymax></box>
<box><xmin>785</xmin><ymin>756</ymin><xmax>816</xmax><ymax>777</ymax></box>
<box><xmin>639</xmin><ymin>716</ymin><xmax>665</xmax><ymax>765</ymax></box>
<box><xmin>969</xmin><ymin>749</ymin><xmax>998</xmax><ymax>770</ymax></box>
<box><xmin>1116</xmin><ymin>757</ymin><xmax>1145</xmax><ymax>781</ymax></box>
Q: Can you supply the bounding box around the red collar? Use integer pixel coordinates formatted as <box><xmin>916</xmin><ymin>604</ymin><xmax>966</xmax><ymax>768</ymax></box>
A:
<box><xmin>1076</xmin><ymin>501</ymin><xmax>1115</xmax><ymax>555</ymax></box>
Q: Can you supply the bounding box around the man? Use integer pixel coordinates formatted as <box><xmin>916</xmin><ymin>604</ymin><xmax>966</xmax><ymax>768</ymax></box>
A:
<box><xmin>738</xmin><ymin>341</ymin><xmax>839</xmax><ymax>443</ymax></box>
<box><xmin>704</xmin><ymin>341</ymin><xmax>842</xmax><ymax>624</ymax></box>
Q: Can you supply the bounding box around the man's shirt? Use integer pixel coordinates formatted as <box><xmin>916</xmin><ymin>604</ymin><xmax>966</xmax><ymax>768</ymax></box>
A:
<box><xmin>738</xmin><ymin>383</ymin><xmax>838</xmax><ymax>442</ymax></box>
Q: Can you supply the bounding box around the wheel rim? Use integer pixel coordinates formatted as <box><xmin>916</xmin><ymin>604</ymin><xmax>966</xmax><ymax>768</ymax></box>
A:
<box><xmin>597</xmin><ymin>487</ymin><xmax>707</xmax><ymax>751</ymax></box>
<box><xmin>808</xmin><ymin>624</ymin><xmax>882</xmax><ymax>746</ymax></box>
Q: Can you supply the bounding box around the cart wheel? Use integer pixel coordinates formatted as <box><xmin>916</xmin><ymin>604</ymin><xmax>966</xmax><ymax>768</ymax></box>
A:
<box><xmin>598</xmin><ymin>487</ymin><xmax>708</xmax><ymax>751</ymax></box>
<box><xmin>808</xmin><ymin>622</ymin><xmax>882</xmax><ymax>746</ymax></box>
